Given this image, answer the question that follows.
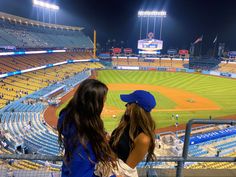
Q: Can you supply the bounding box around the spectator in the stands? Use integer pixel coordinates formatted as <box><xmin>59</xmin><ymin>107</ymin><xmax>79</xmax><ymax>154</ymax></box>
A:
<box><xmin>28</xmin><ymin>120</ymin><xmax>31</xmax><ymax>127</ymax></box>
<box><xmin>8</xmin><ymin>159</ymin><xmax>14</xmax><ymax>165</ymax></box>
<box><xmin>42</xmin><ymin>119</ymin><xmax>46</xmax><ymax>126</ymax></box>
<box><xmin>1</xmin><ymin>139</ymin><xmax>8</xmax><ymax>148</ymax></box>
<box><xmin>0</xmin><ymin>130</ymin><xmax>3</xmax><ymax>140</ymax></box>
<box><xmin>44</xmin><ymin>160</ymin><xmax>50</xmax><ymax>171</ymax></box>
<box><xmin>57</xmin><ymin>79</ymin><xmax>117</xmax><ymax>177</ymax></box>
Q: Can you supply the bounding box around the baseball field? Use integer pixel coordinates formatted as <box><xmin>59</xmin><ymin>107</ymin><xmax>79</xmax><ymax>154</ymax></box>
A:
<box><xmin>55</xmin><ymin>70</ymin><xmax>236</xmax><ymax>132</ymax></box>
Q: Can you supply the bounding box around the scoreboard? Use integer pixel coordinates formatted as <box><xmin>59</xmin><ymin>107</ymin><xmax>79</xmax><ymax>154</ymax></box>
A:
<box><xmin>138</xmin><ymin>39</ymin><xmax>163</xmax><ymax>54</ymax></box>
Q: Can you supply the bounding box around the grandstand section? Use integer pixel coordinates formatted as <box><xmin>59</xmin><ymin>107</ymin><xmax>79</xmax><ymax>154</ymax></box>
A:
<box><xmin>0</xmin><ymin>51</ymin><xmax>93</xmax><ymax>74</ymax></box>
<box><xmin>0</xmin><ymin>12</ymin><xmax>93</xmax><ymax>49</ymax></box>
<box><xmin>112</xmin><ymin>57</ymin><xmax>189</xmax><ymax>69</ymax></box>
<box><xmin>0</xmin><ymin>49</ymin><xmax>97</xmax><ymax>108</ymax></box>
<box><xmin>0</xmin><ymin>60</ymin><xmax>105</xmax><ymax>174</ymax></box>
<box><xmin>189</xmin><ymin>57</ymin><xmax>221</xmax><ymax>70</ymax></box>
<box><xmin>217</xmin><ymin>62</ymin><xmax>236</xmax><ymax>73</ymax></box>
<box><xmin>1</xmin><ymin>54</ymin><xmax>236</xmax><ymax>175</ymax></box>
<box><xmin>135</xmin><ymin>124</ymin><xmax>236</xmax><ymax>171</ymax></box>
<box><xmin>0</xmin><ymin>60</ymin><xmax>103</xmax><ymax>108</ymax></box>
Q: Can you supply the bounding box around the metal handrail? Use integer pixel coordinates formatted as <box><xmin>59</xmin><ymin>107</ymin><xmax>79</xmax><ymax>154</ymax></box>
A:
<box><xmin>176</xmin><ymin>119</ymin><xmax>236</xmax><ymax>177</ymax></box>
<box><xmin>0</xmin><ymin>119</ymin><xmax>235</xmax><ymax>177</ymax></box>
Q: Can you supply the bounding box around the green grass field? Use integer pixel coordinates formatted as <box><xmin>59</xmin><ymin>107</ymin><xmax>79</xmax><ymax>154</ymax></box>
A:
<box><xmin>57</xmin><ymin>70</ymin><xmax>236</xmax><ymax>132</ymax></box>
<box><xmin>98</xmin><ymin>70</ymin><xmax>236</xmax><ymax>132</ymax></box>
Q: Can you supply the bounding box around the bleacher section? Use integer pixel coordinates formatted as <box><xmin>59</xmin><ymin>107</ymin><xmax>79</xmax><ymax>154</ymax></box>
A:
<box><xmin>0</xmin><ymin>16</ymin><xmax>93</xmax><ymax>49</ymax></box>
<box><xmin>112</xmin><ymin>57</ymin><xmax>189</xmax><ymax>68</ymax></box>
<box><xmin>189</xmin><ymin>57</ymin><xmax>221</xmax><ymax>70</ymax></box>
<box><xmin>0</xmin><ymin>63</ymin><xmax>105</xmax><ymax>171</ymax></box>
<box><xmin>187</xmin><ymin>152</ymin><xmax>236</xmax><ymax>169</ymax></box>
<box><xmin>137</xmin><ymin>126</ymin><xmax>236</xmax><ymax>170</ymax></box>
<box><xmin>0</xmin><ymin>61</ymin><xmax>103</xmax><ymax>153</ymax></box>
<box><xmin>182</xmin><ymin>126</ymin><xmax>236</xmax><ymax>169</ymax></box>
<box><xmin>181</xmin><ymin>127</ymin><xmax>236</xmax><ymax>145</ymax></box>
<box><xmin>217</xmin><ymin>62</ymin><xmax>236</xmax><ymax>73</ymax></box>
<box><xmin>0</xmin><ymin>52</ymin><xmax>93</xmax><ymax>74</ymax></box>
<box><xmin>0</xmin><ymin>53</ymin><xmax>104</xmax><ymax>108</ymax></box>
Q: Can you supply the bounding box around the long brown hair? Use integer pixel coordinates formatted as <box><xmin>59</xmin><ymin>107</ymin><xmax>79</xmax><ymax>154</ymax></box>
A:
<box><xmin>110</xmin><ymin>103</ymin><xmax>156</xmax><ymax>162</ymax></box>
<box><xmin>58</xmin><ymin>79</ymin><xmax>116</xmax><ymax>167</ymax></box>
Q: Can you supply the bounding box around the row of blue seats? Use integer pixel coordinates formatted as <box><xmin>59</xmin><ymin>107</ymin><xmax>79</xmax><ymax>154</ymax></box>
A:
<box><xmin>4</xmin><ymin>102</ymin><xmax>45</xmax><ymax>112</ymax></box>
<box><xmin>189</xmin><ymin>150</ymin><xmax>208</xmax><ymax>157</ymax></box>
<box><xmin>29</xmin><ymin>133</ymin><xmax>59</xmax><ymax>152</ymax></box>
<box><xmin>0</xmin><ymin>71</ymin><xmax>92</xmax><ymax>156</ymax></box>
<box><xmin>28</xmin><ymin>83</ymin><xmax>64</xmax><ymax>99</ymax></box>
<box><xmin>196</xmin><ymin>134</ymin><xmax>236</xmax><ymax>146</ymax></box>
<box><xmin>137</xmin><ymin>161</ymin><xmax>164</xmax><ymax>168</ymax></box>
<box><xmin>28</xmin><ymin>71</ymin><xmax>91</xmax><ymax>99</ymax></box>
<box><xmin>215</xmin><ymin>140</ymin><xmax>236</xmax><ymax>151</ymax></box>
<box><xmin>187</xmin><ymin>126</ymin><xmax>236</xmax><ymax>145</ymax></box>
<box><xmin>0</xmin><ymin>19</ymin><xmax>93</xmax><ymax>48</ymax></box>
<box><xmin>62</xmin><ymin>71</ymin><xmax>90</xmax><ymax>87</ymax></box>
<box><xmin>26</xmin><ymin>138</ymin><xmax>59</xmax><ymax>155</ymax></box>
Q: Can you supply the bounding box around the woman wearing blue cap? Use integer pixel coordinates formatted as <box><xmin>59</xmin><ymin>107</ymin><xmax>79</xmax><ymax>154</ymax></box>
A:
<box><xmin>57</xmin><ymin>79</ymin><xmax>117</xmax><ymax>177</ymax></box>
<box><xmin>109</xmin><ymin>90</ymin><xmax>156</xmax><ymax>172</ymax></box>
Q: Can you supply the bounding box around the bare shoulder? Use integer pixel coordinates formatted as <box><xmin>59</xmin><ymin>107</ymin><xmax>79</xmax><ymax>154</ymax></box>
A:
<box><xmin>134</xmin><ymin>132</ymin><xmax>151</xmax><ymax>145</ymax></box>
<box><xmin>126</xmin><ymin>132</ymin><xmax>151</xmax><ymax>168</ymax></box>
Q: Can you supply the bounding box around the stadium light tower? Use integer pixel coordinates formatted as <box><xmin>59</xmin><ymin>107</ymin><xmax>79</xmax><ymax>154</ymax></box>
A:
<box><xmin>33</xmin><ymin>0</ymin><xmax>59</xmax><ymax>10</ymax></box>
<box><xmin>33</xmin><ymin>0</ymin><xmax>59</xmax><ymax>24</ymax></box>
<box><xmin>138</xmin><ymin>10</ymin><xmax>167</xmax><ymax>40</ymax></box>
<box><xmin>138</xmin><ymin>11</ymin><xmax>167</xmax><ymax>18</ymax></box>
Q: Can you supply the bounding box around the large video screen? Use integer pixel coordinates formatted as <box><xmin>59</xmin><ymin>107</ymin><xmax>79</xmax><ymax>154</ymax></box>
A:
<box><xmin>138</xmin><ymin>39</ymin><xmax>163</xmax><ymax>51</ymax></box>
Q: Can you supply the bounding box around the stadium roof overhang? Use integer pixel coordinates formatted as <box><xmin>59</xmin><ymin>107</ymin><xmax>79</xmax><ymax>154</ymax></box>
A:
<box><xmin>0</xmin><ymin>11</ymin><xmax>84</xmax><ymax>31</ymax></box>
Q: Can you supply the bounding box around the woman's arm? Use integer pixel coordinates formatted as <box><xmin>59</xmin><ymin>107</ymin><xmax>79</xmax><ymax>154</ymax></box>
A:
<box><xmin>125</xmin><ymin>133</ymin><xmax>150</xmax><ymax>168</ymax></box>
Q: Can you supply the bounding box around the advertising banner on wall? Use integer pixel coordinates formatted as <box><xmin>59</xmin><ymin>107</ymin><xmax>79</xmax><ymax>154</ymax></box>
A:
<box><xmin>220</xmin><ymin>72</ymin><xmax>231</xmax><ymax>77</ymax></box>
<box><xmin>167</xmin><ymin>68</ymin><xmax>177</xmax><ymax>72</ymax></box>
<box><xmin>112</xmin><ymin>48</ymin><xmax>121</xmax><ymax>54</ymax></box>
<box><xmin>167</xmin><ymin>49</ymin><xmax>177</xmax><ymax>55</ymax></box>
<box><xmin>124</xmin><ymin>48</ymin><xmax>133</xmax><ymax>53</ymax></box>
<box><xmin>179</xmin><ymin>50</ymin><xmax>189</xmax><ymax>55</ymax></box>
<box><xmin>157</xmin><ymin>67</ymin><xmax>167</xmax><ymax>71</ymax></box>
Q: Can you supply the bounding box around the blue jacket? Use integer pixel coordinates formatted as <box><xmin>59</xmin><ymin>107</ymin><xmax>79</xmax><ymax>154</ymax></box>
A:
<box><xmin>58</xmin><ymin>112</ymin><xmax>115</xmax><ymax>177</ymax></box>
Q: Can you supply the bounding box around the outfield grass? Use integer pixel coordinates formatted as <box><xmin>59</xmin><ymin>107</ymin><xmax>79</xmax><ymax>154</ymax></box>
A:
<box><xmin>97</xmin><ymin>70</ymin><xmax>236</xmax><ymax>132</ymax></box>
<box><xmin>56</xmin><ymin>70</ymin><xmax>236</xmax><ymax>132</ymax></box>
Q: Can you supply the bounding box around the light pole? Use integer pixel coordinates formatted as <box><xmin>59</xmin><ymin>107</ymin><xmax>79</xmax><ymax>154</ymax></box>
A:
<box><xmin>138</xmin><ymin>10</ymin><xmax>167</xmax><ymax>40</ymax></box>
<box><xmin>33</xmin><ymin>0</ymin><xmax>59</xmax><ymax>24</ymax></box>
<box><xmin>160</xmin><ymin>17</ymin><xmax>163</xmax><ymax>40</ymax></box>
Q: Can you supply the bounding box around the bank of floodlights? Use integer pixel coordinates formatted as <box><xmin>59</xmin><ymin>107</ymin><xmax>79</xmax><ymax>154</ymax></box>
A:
<box><xmin>33</xmin><ymin>0</ymin><xmax>59</xmax><ymax>10</ymax></box>
<box><xmin>138</xmin><ymin>11</ymin><xmax>167</xmax><ymax>18</ymax></box>
<box><xmin>138</xmin><ymin>10</ymin><xmax>167</xmax><ymax>42</ymax></box>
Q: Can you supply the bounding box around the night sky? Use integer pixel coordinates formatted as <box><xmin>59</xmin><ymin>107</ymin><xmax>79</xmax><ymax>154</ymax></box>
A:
<box><xmin>0</xmin><ymin>0</ymin><xmax>236</xmax><ymax>53</ymax></box>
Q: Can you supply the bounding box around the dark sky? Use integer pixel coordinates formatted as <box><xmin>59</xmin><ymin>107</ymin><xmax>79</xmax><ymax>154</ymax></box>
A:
<box><xmin>1</xmin><ymin>0</ymin><xmax>236</xmax><ymax>53</ymax></box>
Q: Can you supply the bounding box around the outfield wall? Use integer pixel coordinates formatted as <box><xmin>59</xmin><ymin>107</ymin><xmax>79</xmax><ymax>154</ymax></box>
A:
<box><xmin>115</xmin><ymin>65</ymin><xmax>236</xmax><ymax>78</ymax></box>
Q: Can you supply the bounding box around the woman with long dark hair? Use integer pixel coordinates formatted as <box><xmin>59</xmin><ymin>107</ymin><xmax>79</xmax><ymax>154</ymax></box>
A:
<box><xmin>109</xmin><ymin>90</ymin><xmax>156</xmax><ymax>169</ymax></box>
<box><xmin>57</xmin><ymin>79</ymin><xmax>117</xmax><ymax>177</ymax></box>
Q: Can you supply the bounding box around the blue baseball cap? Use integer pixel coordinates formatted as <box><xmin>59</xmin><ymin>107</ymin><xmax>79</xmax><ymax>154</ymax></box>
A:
<box><xmin>120</xmin><ymin>90</ymin><xmax>156</xmax><ymax>112</ymax></box>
